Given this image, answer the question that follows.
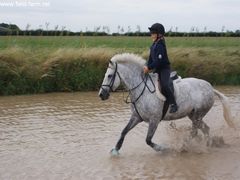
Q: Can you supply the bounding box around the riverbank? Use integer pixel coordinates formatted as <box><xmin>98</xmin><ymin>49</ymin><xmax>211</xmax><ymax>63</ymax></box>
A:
<box><xmin>0</xmin><ymin>36</ymin><xmax>239</xmax><ymax>95</ymax></box>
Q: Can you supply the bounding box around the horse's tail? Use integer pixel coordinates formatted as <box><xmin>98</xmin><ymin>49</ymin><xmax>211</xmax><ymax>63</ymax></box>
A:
<box><xmin>213</xmin><ymin>89</ymin><xmax>236</xmax><ymax>129</ymax></box>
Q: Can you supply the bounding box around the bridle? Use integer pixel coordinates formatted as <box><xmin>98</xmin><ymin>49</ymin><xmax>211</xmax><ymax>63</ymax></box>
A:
<box><xmin>101</xmin><ymin>61</ymin><xmax>121</xmax><ymax>93</ymax></box>
<box><xmin>101</xmin><ymin>61</ymin><xmax>155</xmax><ymax>95</ymax></box>
<box><xmin>100</xmin><ymin>61</ymin><xmax>156</xmax><ymax>121</ymax></box>
<box><xmin>101</xmin><ymin>61</ymin><xmax>156</xmax><ymax>117</ymax></box>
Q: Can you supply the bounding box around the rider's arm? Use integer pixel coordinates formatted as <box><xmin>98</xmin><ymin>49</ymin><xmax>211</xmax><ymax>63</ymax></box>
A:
<box><xmin>146</xmin><ymin>50</ymin><xmax>152</xmax><ymax>67</ymax></box>
<box><xmin>147</xmin><ymin>43</ymin><xmax>164</xmax><ymax>70</ymax></box>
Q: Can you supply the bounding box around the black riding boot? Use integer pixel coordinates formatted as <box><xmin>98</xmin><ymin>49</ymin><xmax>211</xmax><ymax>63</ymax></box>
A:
<box><xmin>162</xmin><ymin>86</ymin><xmax>178</xmax><ymax>113</ymax></box>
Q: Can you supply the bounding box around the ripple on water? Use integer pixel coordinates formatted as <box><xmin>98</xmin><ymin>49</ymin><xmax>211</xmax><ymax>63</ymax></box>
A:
<box><xmin>0</xmin><ymin>88</ymin><xmax>240</xmax><ymax>179</ymax></box>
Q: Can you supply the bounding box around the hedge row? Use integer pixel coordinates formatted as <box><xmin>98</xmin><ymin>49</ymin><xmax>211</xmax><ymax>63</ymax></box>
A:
<box><xmin>0</xmin><ymin>48</ymin><xmax>239</xmax><ymax>95</ymax></box>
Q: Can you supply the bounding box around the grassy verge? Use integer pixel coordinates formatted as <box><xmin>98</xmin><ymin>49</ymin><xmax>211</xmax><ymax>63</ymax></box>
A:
<box><xmin>1</xmin><ymin>36</ymin><xmax>240</xmax><ymax>50</ymax></box>
<box><xmin>0</xmin><ymin>36</ymin><xmax>239</xmax><ymax>95</ymax></box>
<box><xmin>0</xmin><ymin>47</ymin><xmax>115</xmax><ymax>95</ymax></box>
<box><xmin>169</xmin><ymin>48</ymin><xmax>240</xmax><ymax>85</ymax></box>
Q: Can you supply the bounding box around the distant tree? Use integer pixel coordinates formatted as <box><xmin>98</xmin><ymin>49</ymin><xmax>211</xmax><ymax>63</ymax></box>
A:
<box><xmin>175</xmin><ymin>27</ymin><xmax>178</xmax><ymax>36</ymax></box>
<box><xmin>136</xmin><ymin>25</ymin><xmax>141</xmax><ymax>32</ymax></box>
<box><xmin>190</xmin><ymin>26</ymin><xmax>195</xmax><ymax>32</ymax></box>
<box><xmin>102</xmin><ymin>26</ymin><xmax>110</xmax><ymax>34</ymax></box>
<box><xmin>102</xmin><ymin>26</ymin><xmax>106</xmax><ymax>33</ymax></box>
<box><xmin>120</xmin><ymin>27</ymin><xmax>124</xmax><ymax>34</ymax></box>
<box><xmin>221</xmin><ymin>25</ymin><xmax>226</xmax><ymax>36</ymax></box>
<box><xmin>94</xmin><ymin>26</ymin><xmax>101</xmax><ymax>32</ymax></box>
<box><xmin>175</xmin><ymin>27</ymin><xmax>178</xmax><ymax>32</ymax></box>
<box><xmin>25</xmin><ymin>23</ymin><xmax>31</xmax><ymax>36</ymax></box>
<box><xmin>117</xmin><ymin>25</ymin><xmax>121</xmax><ymax>33</ymax></box>
<box><xmin>135</xmin><ymin>25</ymin><xmax>141</xmax><ymax>36</ymax></box>
<box><xmin>0</xmin><ymin>23</ymin><xmax>9</xmax><ymax>29</ymax></box>
<box><xmin>203</xmin><ymin>26</ymin><xmax>207</xmax><ymax>36</ymax></box>
<box><xmin>61</xmin><ymin>26</ymin><xmax>66</xmax><ymax>36</ymax></box>
<box><xmin>0</xmin><ymin>23</ymin><xmax>20</xmax><ymax>31</ymax></box>
<box><xmin>67</xmin><ymin>29</ymin><xmax>71</xmax><ymax>36</ymax></box>
<box><xmin>203</xmin><ymin>26</ymin><xmax>207</xmax><ymax>33</ymax></box>
<box><xmin>195</xmin><ymin>27</ymin><xmax>199</xmax><ymax>36</ymax></box>
<box><xmin>221</xmin><ymin>26</ymin><xmax>225</xmax><ymax>32</ymax></box>
<box><xmin>10</xmin><ymin>24</ymin><xmax>20</xmax><ymax>30</ymax></box>
<box><xmin>54</xmin><ymin>25</ymin><xmax>59</xmax><ymax>36</ymax></box>
<box><xmin>38</xmin><ymin>25</ymin><xmax>43</xmax><ymax>36</ymax></box>
<box><xmin>1</xmin><ymin>22</ymin><xmax>240</xmax><ymax>37</ymax></box>
<box><xmin>168</xmin><ymin>26</ymin><xmax>173</xmax><ymax>36</ymax></box>
<box><xmin>127</xmin><ymin>26</ymin><xmax>131</xmax><ymax>33</ymax></box>
<box><xmin>235</xmin><ymin>29</ymin><xmax>240</xmax><ymax>36</ymax></box>
<box><xmin>45</xmin><ymin>22</ymin><xmax>50</xmax><ymax>35</ymax></box>
<box><xmin>226</xmin><ymin>30</ymin><xmax>232</xmax><ymax>37</ymax></box>
<box><xmin>106</xmin><ymin>26</ymin><xmax>110</xmax><ymax>34</ymax></box>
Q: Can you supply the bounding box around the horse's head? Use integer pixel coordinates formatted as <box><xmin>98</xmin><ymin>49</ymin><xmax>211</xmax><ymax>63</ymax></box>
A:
<box><xmin>98</xmin><ymin>60</ymin><xmax>121</xmax><ymax>100</ymax></box>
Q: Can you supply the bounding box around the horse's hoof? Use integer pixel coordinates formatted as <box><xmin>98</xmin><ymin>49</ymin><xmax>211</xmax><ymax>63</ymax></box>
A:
<box><xmin>153</xmin><ymin>144</ymin><xmax>169</xmax><ymax>152</ymax></box>
<box><xmin>110</xmin><ymin>148</ymin><xmax>120</xmax><ymax>156</ymax></box>
<box><xmin>208</xmin><ymin>136</ymin><xmax>225</xmax><ymax>147</ymax></box>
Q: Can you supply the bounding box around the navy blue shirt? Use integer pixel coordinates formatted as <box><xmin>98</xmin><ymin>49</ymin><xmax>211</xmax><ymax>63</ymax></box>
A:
<box><xmin>147</xmin><ymin>39</ymin><xmax>170</xmax><ymax>72</ymax></box>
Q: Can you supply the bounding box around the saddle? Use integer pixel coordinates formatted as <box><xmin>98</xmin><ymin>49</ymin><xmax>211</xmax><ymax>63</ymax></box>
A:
<box><xmin>169</xmin><ymin>71</ymin><xmax>179</xmax><ymax>94</ymax></box>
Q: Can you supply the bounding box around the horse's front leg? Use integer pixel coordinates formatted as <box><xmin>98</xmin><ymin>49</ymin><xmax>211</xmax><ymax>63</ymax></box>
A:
<box><xmin>146</xmin><ymin>120</ymin><xmax>164</xmax><ymax>152</ymax></box>
<box><xmin>111</xmin><ymin>115</ymin><xmax>141</xmax><ymax>155</ymax></box>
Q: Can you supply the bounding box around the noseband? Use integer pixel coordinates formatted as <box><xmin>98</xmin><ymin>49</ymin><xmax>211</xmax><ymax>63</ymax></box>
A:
<box><xmin>101</xmin><ymin>62</ymin><xmax>121</xmax><ymax>93</ymax></box>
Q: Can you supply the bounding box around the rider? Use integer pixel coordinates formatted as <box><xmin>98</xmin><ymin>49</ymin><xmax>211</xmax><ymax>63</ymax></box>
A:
<box><xmin>143</xmin><ymin>23</ymin><xmax>178</xmax><ymax>113</ymax></box>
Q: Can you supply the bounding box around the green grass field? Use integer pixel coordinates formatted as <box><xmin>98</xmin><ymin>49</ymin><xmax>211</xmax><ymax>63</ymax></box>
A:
<box><xmin>0</xmin><ymin>36</ymin><xmax>240</xmax><ymax>95</ymax></box>
<box><xmin>1</xmin><ymin>36</ymin><xmax>240</xmax><ymax>50</ymax></box>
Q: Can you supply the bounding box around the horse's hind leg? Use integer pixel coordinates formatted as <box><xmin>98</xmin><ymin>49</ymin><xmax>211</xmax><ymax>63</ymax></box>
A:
<box><xmin>191</xmin><ymin>118</ymin><xmax>210</xmax><ymax>137</ymax></box>
<box><xmin>188</xmin><ymin>110</ymin><xmax>210</xmax><ymax>138</ymax></box>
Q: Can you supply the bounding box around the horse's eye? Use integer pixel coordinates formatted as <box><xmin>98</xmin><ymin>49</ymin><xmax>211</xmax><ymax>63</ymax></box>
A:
<box><xmin>108</xmin><ymin>74</ymin><xmax>113</xmax><ymax>78</ymax></box>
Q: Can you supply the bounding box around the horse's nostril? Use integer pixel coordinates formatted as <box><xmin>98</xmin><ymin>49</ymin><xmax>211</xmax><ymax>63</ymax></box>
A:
<box><xmin>99</xmin><ymin>93</ymin><xmax>103</xmax><ymax>98</ymax></box>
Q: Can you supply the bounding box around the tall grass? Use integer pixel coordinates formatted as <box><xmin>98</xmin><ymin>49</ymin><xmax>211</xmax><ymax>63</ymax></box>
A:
<box><xmin>169</xmin><ymin>48</ymin><xmax>240</xmax><ymax>85</ymax></box>
<box><xmin>41</xmin><ymin>48</ymin><xmax>115</xmax><ymax>92</ymax></box>
<box><xmin>0</xmin><ymin>47</ymin><xmax>117</xmax><ymax>95</ymax></box>
<box><xmin>0</xmin><ymin>36</ymin><xmax>240</xmax><ymax>95</ymax></box>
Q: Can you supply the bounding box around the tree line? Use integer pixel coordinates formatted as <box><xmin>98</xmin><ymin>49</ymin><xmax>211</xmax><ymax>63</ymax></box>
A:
<box><xmin>0</xmin><ymin>23</ymin><xmax>240</xmax><ymax>37</ymax></box>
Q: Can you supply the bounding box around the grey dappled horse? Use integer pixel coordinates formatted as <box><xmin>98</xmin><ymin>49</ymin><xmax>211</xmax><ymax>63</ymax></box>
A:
<box><xmin>98</xmin><ymin>53</ymin><xmax>235</xmax><ymax>155</ymax></box>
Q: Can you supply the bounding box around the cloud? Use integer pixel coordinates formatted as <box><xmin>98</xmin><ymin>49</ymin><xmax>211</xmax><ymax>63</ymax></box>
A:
<box><xmin>0</xmin><ymin>0</ymin><xmax>239</xmax><ymax>32</ymax></box>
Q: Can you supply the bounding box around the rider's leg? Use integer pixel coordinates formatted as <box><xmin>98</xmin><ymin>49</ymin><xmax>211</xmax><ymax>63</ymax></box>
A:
<box><xmin>159</xmin><ymin>69</ymin><xmax>178</xmax><ymax>113</ymax></box>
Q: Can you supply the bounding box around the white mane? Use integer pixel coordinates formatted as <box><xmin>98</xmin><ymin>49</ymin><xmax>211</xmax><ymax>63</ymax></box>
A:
<box><xmin>111</xmin><ymin>53</ymin><xmax>146</xmax><ymax>67</ymax></box>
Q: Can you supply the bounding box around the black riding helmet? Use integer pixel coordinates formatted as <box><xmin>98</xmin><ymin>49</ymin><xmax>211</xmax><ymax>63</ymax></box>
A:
<box><xmin>148</xmin><ymin>23</ymin><xmax>165</xmax><ymax>35</ymax></box>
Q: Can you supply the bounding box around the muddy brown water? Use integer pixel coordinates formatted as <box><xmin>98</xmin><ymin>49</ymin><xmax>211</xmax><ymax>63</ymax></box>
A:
<box><xmin>0</xmin><ymin>87</ymin><xmax>240</xmax><ymax>180</ymax></box>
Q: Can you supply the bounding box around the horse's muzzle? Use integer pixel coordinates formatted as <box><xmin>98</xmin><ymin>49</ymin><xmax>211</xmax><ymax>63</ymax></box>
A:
<box><xmin>99</xmin><ymin>91</ymin><xmax>110</xmax><ymax>101</ymax></box>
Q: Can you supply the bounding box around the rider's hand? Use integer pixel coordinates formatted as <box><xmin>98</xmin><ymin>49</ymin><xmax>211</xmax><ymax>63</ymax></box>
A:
<box><xmin>143</xmin><ymin>66</ymin><xmax>149</xmax><ymax>74</ymax></box>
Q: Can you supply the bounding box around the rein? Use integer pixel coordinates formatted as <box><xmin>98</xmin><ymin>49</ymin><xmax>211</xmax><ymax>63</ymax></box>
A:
<box><xmin>124</xmin><ymin>73</ymin><xmax>156</xmax><ymax>121</ymax></box>
<box><xmin>101</xmin><ymin>61</ymin><xmax>156</xmax><ymax>121</ymax></box>
<box><xmin>124</xmin><ymin>73</ymin><xmax>155</xmax><ymax>104</ymax></box>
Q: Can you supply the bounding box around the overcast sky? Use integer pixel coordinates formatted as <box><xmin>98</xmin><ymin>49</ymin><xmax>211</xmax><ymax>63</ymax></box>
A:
<box><xmin>0</xmin><ymin>0</ymin><xmax>239</xmax><ymax>32</ymax></box>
